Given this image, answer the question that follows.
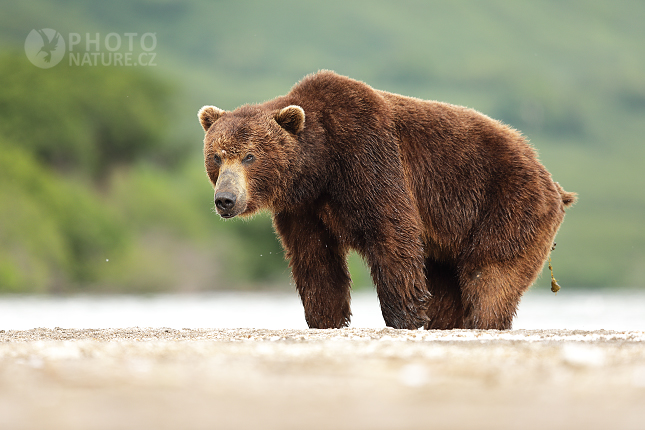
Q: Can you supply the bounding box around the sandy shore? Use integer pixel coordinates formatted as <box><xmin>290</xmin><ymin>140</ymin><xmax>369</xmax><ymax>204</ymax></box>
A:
<box><xmin>1</xmin><ymin>328</ymin><xmax>644</xmax><ymax>430</ymax></box>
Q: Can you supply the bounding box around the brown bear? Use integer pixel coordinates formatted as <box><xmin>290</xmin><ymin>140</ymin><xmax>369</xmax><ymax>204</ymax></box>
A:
<box><xmin>198</xmin><ymin>70</ymin><xmax>575</xmax><ymax>330</ymax></box>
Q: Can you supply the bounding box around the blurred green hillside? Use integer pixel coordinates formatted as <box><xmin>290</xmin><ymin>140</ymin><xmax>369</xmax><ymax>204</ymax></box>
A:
<box><xmin>0</xmin><ymin>0</ymin><xmax>644</xmax><ymax>292</ymax></box>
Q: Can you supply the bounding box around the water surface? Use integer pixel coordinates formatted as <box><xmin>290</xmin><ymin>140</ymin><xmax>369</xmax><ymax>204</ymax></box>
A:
<box><xmin>1</xmin><ymin>289</ymin><xmax>643</xmax><ymax>331</ymax></box>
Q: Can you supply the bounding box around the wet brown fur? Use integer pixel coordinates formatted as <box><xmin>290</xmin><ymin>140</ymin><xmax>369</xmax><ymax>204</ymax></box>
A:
<box><xmin>199</xmin><ymin>70</ymin><xmax>576</xmax><ymax>330</ymax></box>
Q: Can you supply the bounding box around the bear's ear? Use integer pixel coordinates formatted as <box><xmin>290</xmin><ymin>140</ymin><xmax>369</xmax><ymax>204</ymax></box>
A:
<box><xmin>274</xmin><ymin>105</ymin><xmax>305</xmax><ymax>134</ymax></box>
<box><xmin>198</xmin><ymin>105</ymin><xmax>225</xmax><ymax>132</ymax></box>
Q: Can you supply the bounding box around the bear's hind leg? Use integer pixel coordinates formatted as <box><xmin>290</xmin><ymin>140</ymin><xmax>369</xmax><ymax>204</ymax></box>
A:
<box><xmin>423</xmin><ymin>260</ymin><xmax>466</xmax><ymax>329</ymax></box>
<box><xmin>459</xmin><ymin>259</ymin><xmax>535</xmax><ymax>330</ymax></box>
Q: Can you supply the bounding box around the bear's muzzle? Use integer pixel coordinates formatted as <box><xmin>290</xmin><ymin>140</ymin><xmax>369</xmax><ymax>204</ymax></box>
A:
<box><xmin>213</xmin><ymin>167</ymin><xmax>248</xmax><ymax>218</ymax></box>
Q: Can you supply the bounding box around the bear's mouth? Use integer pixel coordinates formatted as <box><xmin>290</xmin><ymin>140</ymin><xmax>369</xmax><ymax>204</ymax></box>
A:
<box><xmin>215</xmin><ymin>204</ymin><xmax>242</xmax><ymax>219</ymax></box>
<box><xmin>213</xmin><ymin>190</ymin><xmax>248</xmax><ymax>219</ymax></box>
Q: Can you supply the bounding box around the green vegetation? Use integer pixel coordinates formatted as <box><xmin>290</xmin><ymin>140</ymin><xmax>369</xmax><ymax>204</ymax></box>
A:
<box><xmin>0</xmin><ymin>51</ymin><xmax>287</xmax><ymax>292</ymax></box>
<box><xmin>0</xmin><ymin>1</ymin><xmax>644</xmax><ymax>292</ymax></box>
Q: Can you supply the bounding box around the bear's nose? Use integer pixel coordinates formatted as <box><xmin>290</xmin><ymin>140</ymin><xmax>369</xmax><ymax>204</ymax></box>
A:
<box><xmin>215</xmin><ymin>192</ymin><xmax>237</xmax><ymax>212</ymax></box>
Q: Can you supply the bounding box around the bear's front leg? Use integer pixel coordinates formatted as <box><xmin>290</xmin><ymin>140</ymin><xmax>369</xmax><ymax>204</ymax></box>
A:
<box><xmin>357</xmin><ymin>213</ymin><xmax>431</xmax><ymax>329</ymax></box>
<box><xmin>366</xmin><ymin>242</ymin><xmax>431</xmax><ymax>330</ymax></box>
<box><xmin>273</xmin><ymin>212</ymin><xmax>352</xmax><ymax>329</ymax></box>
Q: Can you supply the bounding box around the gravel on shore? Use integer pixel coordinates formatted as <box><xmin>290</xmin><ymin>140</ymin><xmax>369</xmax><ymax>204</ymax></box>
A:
<box><xmin>1</xmin><ymin>328</ymin><xmax>644</xmax><ymax>430</ymax></box>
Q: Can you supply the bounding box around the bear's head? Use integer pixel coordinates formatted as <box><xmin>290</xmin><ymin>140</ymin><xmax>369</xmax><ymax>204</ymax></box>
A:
<box><xmin>198</xmin><ymin>104</ymin><xmax>305</xmax><ymax>218</ymax></box>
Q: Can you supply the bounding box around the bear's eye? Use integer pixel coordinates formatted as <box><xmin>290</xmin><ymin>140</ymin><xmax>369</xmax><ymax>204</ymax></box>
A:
<box><xmin>242</xmin><ymin>154</ymin><xmax>255</xmax><ymax>164</ymax></box>
<box><xmin>213</xmin><ymin>154</ymin><xmax>222</xmax><ymax>166</ymax></box>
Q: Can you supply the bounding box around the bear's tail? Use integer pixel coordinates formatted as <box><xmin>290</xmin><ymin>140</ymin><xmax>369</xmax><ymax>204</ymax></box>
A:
<box><xmin>555</xmin><ymin>182</ymin><xmax>577</xmax><ymax>208</ymax></box>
